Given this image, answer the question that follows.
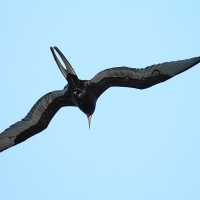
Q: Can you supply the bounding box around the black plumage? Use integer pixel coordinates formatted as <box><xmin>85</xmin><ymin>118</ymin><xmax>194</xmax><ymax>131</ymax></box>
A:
<box><xmin>0</xmin><ymin>46</ymin><xmax>199</xmax><ymax>152</ymax></box>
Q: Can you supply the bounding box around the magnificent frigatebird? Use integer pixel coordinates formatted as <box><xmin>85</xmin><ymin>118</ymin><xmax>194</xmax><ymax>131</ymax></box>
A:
<box><xmin>0</xmin><ymin>46</ymin><xmax>200</xmax><ymax>152</ymax></box>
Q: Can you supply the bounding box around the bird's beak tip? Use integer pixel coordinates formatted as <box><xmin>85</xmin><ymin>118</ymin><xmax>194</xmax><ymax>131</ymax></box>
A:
<box><xmin>88</xmin><ymin>115</ymin><xmax>92</xmax><ymax>130</ymax></box>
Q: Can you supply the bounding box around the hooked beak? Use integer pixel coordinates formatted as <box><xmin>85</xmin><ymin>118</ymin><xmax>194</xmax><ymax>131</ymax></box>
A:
<box><xmin>87</xmin><ymin>115</ymin><xmax>92</xmax><ymax>129</ymax></box>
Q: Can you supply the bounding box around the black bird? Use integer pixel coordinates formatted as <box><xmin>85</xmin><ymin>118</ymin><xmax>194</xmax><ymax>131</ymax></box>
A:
<box><xmin>0</xmin><ymin>46</ymin><xmax>200</xmax><ymax>152</ymax></box>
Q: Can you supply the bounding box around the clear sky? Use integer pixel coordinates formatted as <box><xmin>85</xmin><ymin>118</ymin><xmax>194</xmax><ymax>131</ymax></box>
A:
<box><xmin>0</xmin><ymin>1</ymin><xmax>200</xmax><ymax>200</ymax></box>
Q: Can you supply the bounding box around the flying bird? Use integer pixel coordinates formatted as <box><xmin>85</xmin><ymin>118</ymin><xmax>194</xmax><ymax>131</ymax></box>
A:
<box><xmin>0</xmin><ymin>46</ymin><xmax>200</xmax><ymax>152</ymax></box>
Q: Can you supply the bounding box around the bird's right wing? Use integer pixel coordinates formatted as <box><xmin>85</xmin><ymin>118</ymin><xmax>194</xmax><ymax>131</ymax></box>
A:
<box><xmin>90</xmin><ymin>56</ymin><xmax>200</xmax><ymax>98</ymax></box>
<box><xmin>0</xmin><ymin>87</ymin><xmax>75</xmax><ymax>152</ymax></box>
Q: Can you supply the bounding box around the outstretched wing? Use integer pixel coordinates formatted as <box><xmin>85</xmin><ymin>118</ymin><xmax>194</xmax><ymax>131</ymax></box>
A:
<box><xmin>0</xmin><ymin>87</ymin><xmax>75</xmax><ymax>152</ymax></box>
<box><xmin>90</xmin><ymin>56</ymin><xmax>200</xmax><ymax>98</ymax></box>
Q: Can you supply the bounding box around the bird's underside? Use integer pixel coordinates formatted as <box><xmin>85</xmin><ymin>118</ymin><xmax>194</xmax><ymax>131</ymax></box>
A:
<box><xmin>0</xmin><ymin>46</ymin><xmax>200</xmax><ymax>153</ymax></box>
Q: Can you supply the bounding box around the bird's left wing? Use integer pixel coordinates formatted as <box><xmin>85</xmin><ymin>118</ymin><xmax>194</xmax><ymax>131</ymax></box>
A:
<box><xmin>90</xmin><ymin>56</ymin><xmax>200</xmax><ymax>98</ymax></box>
<box><xmin>0</xmin><ymin>88</ymin><xmax>75</xmax><ymax>152</ymax></box>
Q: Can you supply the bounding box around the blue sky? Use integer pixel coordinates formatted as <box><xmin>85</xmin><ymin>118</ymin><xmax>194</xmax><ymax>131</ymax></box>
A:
<box><xmin>0</xmin><ymin>1</ymin><xmax>200</xmax><ymax>199</ymax></box>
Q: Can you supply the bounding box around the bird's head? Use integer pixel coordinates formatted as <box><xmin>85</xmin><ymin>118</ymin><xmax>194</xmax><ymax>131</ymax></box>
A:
<box><xmin>80</xmin><ymin>97</ymin><xmax>96</xmax><ymax>129</ymax></box>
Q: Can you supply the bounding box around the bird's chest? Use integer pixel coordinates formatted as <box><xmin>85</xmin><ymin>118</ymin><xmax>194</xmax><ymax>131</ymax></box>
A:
<box><xmin>71</xmin><ymin>87</ymin><xmax>85</xmax><ymax>100</ymax></box>
<box><xmin>70</xmin><ymin>87</ymin><xmax>87</xmax><ymax>107</ymax></box>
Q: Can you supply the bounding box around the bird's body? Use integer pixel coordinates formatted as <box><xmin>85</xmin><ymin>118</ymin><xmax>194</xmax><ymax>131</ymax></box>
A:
<box><xmin>0</xmin><ymin>46</ymin><xmax>200</xmax><ymax>152</ymax></box>
<box><xmin>67</xmin><ymin>74</ymin><xmax>97</xmax><ymax>116</ymax></box>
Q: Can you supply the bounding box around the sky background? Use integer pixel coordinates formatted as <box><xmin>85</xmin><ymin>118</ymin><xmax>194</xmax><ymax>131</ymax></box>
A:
<box><xmin>0</xmin><ymin>1</ymin><xmax>200</xmax><ymax>200</ymax></box>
